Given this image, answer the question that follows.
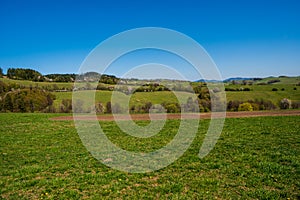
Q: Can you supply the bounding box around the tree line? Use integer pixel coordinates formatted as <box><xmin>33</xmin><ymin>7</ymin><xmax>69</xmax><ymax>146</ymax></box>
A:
<box><xmin>1</xmin><ymin>67</ymin><xmax>120</xmax><ymax>84</ymax></box>
<box><xmin>0</xmin><ymin>81</ymin><xmax>55</xmax><ymax>112</ymax></box>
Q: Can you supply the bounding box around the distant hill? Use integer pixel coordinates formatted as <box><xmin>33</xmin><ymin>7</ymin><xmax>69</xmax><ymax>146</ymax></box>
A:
<box><xmin>195</xmin><ymin>77</ymin><xmax>255</xmax><ymax>83</ymax></box>
<box><xmin>195</xmin><ymin>79</ymin><xmax>222</xmax><ymax>83</ymax></box>
<box><xmin>1</xmin><ymin>67</ymin><xmax>299</xmax><ymax>85</ymax></box>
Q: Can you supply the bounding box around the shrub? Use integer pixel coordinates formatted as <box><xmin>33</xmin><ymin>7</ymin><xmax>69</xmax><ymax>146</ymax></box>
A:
<box><xmin>93</xmin><ymin>102</ymin><xmax>105</xmax><ymax>114</ymax></box>
<box><xmin>182</xmin><ymin>97</ymin><xmax>199</xmax><ymax>112</ymax></box>
<box><xmin>279</xmin><ymin>98</ymin><xmax>292</xmax><ymax>109</ymax></box>
<box><xmin>249</xmin><ymin>103</ymin><xmax>259</xmax><ymax>111</ymax></box>
<box><xmin>238</xmin><ymin>102</ymin><xmax>253</xmax><ymax>111</ymax></box>
<box><xmin>112</xmin><ymin>103</ymin><xmax>123</xmax><ymax>114</ymax></box>
<box><xmin>198</xmin><ymin>99</ymin><xmax>211</xmax><ymax>112</ymax></box>
<box><xmin>163</xmin><ymin>102</ymin><xmax>181</xmax><ymax>113</ymax></box>
<box><xmin>60</xmin><ymin>99</ymin><xmax>72</xmax><ymax>113</ymax></box>
<box><xmin>227</xmin><ymin>100</ymin><xmax>241</xmax><ymax>111</ymax></box>
<box><xmin>267</xmin><ymin>79</ymin><xmax>280</xmax><ymax>84</ymax></box>
<box><xmin>225</xmin><ymin>88</ymin><xmax>236</xmax><ymax>91</ymax></box>
<box><xmin>143</xmin><ymin>102</ymin><xmax>153</xmax><ymax>113</ymax></box>
<box><xmin>291</xmin><ymin>101</ymin><xmax>300</xmax><ymax>109</ymax></box>
<box><xmin>106</xmin><ymin>102</ymin><xmax>112</xmax><ymax>114</ymax></box>
<box><xmin>247</xmin><ymin>99</ymin><xmax>276</xmax><ymax>110</ymax></box>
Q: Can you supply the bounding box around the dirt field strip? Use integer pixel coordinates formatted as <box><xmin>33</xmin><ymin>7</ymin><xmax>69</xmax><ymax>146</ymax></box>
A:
<box><xmin>50</xmin><ymin>110</ymin><xmax>300</xmax><ymax>121</ymax></box>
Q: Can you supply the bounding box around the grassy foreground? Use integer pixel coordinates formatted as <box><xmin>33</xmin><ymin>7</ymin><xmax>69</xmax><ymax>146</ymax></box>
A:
<box><xmin>0</xmin><ymin>114</ymin><xmax>299</xmax><ymax>199</ymax></box>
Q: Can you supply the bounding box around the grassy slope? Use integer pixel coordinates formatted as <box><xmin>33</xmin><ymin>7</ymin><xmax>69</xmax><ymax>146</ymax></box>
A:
<box><xmin>0</xmin><ymin>113</ymin><xmax>299</xmax><ymax>199</ymax></box>
<box><xmin>255</xmin><ymin>76</ymin><xmax>300</xmax><ymax>85</ymax></box>
<box><xmin>0</xmin><ymin>77</ymin><xmax>74</xmax><ymax>89</ymax></box>
<box><xmin>226</xmin><ymin>84</ymin><xmax>300</xmax><ymax>103</ymax></box>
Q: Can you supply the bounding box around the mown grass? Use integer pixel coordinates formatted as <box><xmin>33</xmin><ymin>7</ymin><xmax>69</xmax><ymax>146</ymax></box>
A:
<box><xmin>0</xmin><ymin>113</ymin><xmax>299</xmax><ymax>199</ymax></box>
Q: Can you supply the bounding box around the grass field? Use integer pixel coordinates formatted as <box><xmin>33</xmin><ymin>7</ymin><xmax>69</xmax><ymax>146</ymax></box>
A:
<box><xmin>1</xmin><ymin>113</ymin><xmax>299</xmax><ymax>199</ymax></box>
<box><xmin>54</xmin><ymin>91</ymin><xmax>196</xmax><ymax>108</ymax></box>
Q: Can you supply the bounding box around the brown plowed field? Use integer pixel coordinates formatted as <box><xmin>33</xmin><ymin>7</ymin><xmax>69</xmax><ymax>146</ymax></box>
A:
<box><xmin>50</xmin><ymin>110</ymin><xmax>300</xmax><ymax>121</ymax></box>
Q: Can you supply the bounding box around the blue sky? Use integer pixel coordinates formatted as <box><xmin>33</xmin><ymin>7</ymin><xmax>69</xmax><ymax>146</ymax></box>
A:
<box><xmin>0</xmin><ymin>0</ymin><xmax>299</xmax><ymax>80</ymax></box>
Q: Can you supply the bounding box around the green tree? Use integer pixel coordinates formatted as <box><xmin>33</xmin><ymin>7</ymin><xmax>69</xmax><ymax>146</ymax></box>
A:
<box><xmin>106</xmin><ymin>101</ymin><xmax>112</xmax><ymax>114</ymax></box>
<box><xmin>0</xmin><ymin>67</ymin><xmax>3</xmax><ymax>78</ymax></box>
<box><xmin>3</xmin><ymin>93</ymin><xmax>13</xmax><ymax>112</ymax></box>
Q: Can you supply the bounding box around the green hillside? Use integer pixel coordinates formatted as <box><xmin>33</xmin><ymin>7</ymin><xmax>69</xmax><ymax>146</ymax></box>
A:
<box><xmin>255</xmin><ymin>76</ymin><xmax>300</xmax><ymax>85</ymax></box>
<box><xmin>225</xmin><ymin>84</ymin><xmax>300</xmax><ymax>103</ymax></box>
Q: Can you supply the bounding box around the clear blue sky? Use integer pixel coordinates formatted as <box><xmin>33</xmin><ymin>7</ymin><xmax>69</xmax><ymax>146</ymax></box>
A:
<box><xmin>0</xmin><ymin>0</ymin><xmax>299</xmax><ymax>80</ymax></box>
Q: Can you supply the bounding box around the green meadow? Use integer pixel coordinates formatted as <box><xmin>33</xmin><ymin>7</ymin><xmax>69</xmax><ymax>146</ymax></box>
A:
<box><xmin>1</xmin><ymin>113</ymin><xmax>299</xmax><ymax>199</ymax></box>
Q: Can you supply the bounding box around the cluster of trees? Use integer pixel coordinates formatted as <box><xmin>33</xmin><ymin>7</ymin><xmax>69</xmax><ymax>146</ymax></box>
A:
<box><xmin>225</xmin><ymin>87</ymin><xmax>251</xmax><ymax>91</ymax></box>
<box><xmin>59</xmin><ymin>97</ymin><xmax>199</xmax><ymax>114</ymax></box>
<box><xmin>134</xmin><ymin>83</ymin><xmax>170</xmax><ymax>92</ymax></box>
<box><xmin>267</xmin><ymin>79</ymin><xmax>280</xmax><ymax>84</ymax></box>
<box><xmin>226</xmin><ymin>98</ymin><xmax>300</xmax><ymax>111</ymax></box>
<box><xmin>3</xmin><ymin>68</ymin><xmax>121</xmax><ymax>84</ymax></box>
<box><xmin>227</xmin><ymin>99</ymin><xmax>277</xmax><ymax>111</ymax></box>
<box><xmin>7</xmin><ymin>68</ymin><xmax>44</xmax><ymax>81</ymax></box>
<box><xmin>45</xmin><ymin>74</ymin><xmax>76</xmax><ymax>82</ymax></box>
<box><xmin>76</xmin><ymin>72</ymin><xmax>101</xmax><ymax>82</ymax></box>
<box><xmin>99</xmin><ymin>74</ymin><xmax>120</xmax><ymax>84</ymax></box>
<box><xmin>0</xmin><ymin>81</ymin><xmax>56</xmax><ymax>112</ymax></box>
<box><xmin>230</xmin><ymin>80</ymin><xmax>253</xmax><ymax>85</ymax></box>
<box><xmin>5</xmin><ymin>68</ymin><xmax>76</xmax><ymax>83</ymax></box>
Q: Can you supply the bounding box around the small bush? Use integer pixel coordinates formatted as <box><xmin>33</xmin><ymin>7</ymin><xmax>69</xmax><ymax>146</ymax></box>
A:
<box><xmin>238</xmin><ymin>102</ymin><xmax>253</xmax><ymax>111</ymax></box>
<box><xmin>279</xmin><ymin>98</ymin><xmax>292</xmax><ymax>109</ymax></box>
<box><xmin>225</xmin><ymin>88</ymin><xmax>236</xmax><ymax>91</ymax></box>
<box><xmin>227</xmin><ymin>100</ymin><xmax>241</xmax><ymax>111</ymax></box>
<box><xmin>163</xmin><ymin>103</ymin><xmax>181</xmax><ymax>113</ymax></box>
